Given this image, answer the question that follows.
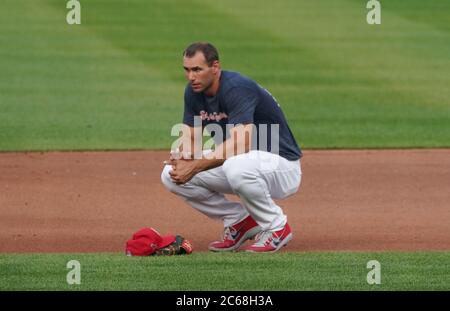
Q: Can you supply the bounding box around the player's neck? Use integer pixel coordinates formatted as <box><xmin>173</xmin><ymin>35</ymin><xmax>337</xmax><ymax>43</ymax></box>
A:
<box><xmin>204</xmin><ymin>70</ymin><xmax>221</xmax><ymax>97</ymax></box>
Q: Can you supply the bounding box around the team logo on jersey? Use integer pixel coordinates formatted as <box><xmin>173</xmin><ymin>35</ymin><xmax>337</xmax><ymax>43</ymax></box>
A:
<box><xmin>199</xmin><ymin>110</ymin><xmax>228</xmax><ymax>122</ymax></box>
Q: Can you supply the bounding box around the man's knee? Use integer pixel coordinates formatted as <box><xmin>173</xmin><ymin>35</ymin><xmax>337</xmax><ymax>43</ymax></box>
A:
<box><xmin>161</xmin><ymin>165</ymin><xmax>178</xmax><ymax>193</ymax></box>
<box><xmin>223</xmin><ymin>156</ymin><xmax>258</xmax><ymax>192</ymax></box>
<box><xmin>161</xmin><ymin>165</ymin><xmax>211</xmax><ymax>200</ymax></box>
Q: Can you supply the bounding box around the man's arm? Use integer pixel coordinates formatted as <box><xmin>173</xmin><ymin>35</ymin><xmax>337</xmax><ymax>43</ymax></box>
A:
<box><xmin>168</xmin><ymin>124</ymin><xmax>253</xmax><ymax>184</ymax></box>
<box><xmin>195</xmin><ymin>123</ymin><xmax>253</xmax><ymax>170</ymax></box>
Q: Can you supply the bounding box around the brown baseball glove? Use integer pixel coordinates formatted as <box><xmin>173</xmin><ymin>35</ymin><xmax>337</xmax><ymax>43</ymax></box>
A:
<box><xmin>152</xmin><ymin>235</ymin><xmax>193</xmax><ymax>256</ymax></box>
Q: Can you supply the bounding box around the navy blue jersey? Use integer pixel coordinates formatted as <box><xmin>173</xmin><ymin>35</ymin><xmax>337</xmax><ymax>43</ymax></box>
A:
<box><xmin>183</xmin><ymin>71</ymin><xmax>302</xmax><ymax>161</ymax></box>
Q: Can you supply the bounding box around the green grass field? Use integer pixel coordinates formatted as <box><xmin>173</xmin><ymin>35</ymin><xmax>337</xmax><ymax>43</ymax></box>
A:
<box><xmin>1</xmin><ymin>252</ymin><xmax>449</xmax><ymax>291</ymax></box>
<box><xmin>1</xmin><ymin>0</ymin><xmax>449</xmax><ymax>151</ymax></box>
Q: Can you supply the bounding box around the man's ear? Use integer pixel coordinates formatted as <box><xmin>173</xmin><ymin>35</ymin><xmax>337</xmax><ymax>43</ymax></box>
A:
<box><xmin>211</xmin><ymin>60</ymin><xmax>220</xmax><ymax>74</ymax></box>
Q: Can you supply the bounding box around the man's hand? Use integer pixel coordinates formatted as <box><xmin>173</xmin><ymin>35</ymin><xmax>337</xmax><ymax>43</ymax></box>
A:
<box><xmin>167</xmin><ymin>158</ymin><xmax>199</xmax><ymax>185</ymax></box>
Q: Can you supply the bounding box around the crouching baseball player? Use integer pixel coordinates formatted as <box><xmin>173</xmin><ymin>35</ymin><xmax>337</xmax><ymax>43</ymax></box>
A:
<box><xmin>161</xmin><ymin>42</ymin><xmax>302</xmax><ymax>253</ymax></box>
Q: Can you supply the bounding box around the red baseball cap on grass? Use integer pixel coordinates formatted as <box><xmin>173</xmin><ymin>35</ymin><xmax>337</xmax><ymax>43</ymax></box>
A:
<box><xmin>125</xmin><ymin>227</ymin><xmax>176</xmax><ymax>256</ymax></box>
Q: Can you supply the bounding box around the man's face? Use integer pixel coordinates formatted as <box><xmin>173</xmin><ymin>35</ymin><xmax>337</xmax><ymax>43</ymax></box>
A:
<box><xmin>183</xmin><ymin>52</ymin><xmax>219</xmax><ymax>93</ymax></box>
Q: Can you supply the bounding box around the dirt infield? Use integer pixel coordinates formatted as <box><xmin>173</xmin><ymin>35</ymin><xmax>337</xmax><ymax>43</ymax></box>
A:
<box><xmin>1</xmin><ymin>149</ymin><xmax>449</xmax><ymax>253</ymax></box>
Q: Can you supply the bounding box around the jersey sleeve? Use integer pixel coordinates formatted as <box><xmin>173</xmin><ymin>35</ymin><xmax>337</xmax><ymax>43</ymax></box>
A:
<box><xmin>183</xmin><ymin>86</ymin><xmax>196</xmax><ymax>127</ymax></box>
<box><xmin>225</xmin><ymin>86</ymin><xmax>258</xmax><ymax>125</ymax></box>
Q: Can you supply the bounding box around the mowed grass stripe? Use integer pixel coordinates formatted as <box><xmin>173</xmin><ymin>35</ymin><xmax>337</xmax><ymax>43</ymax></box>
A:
<box><xmin>0</xmin><ymin>252</ymin><xmax>449</xmax><ymax>290</ymax></box>
<box><xmin>0</xmin><ymin>0</ymin><xmax>184</xmax><ymax>151</ymax></box>
<box><xmin>1</xmin><ymin>1</ymin><xmax>449</xmax><ymax>151</ymax></box>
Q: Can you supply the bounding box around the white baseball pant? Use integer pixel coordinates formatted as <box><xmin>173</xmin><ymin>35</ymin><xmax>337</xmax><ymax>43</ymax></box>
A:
<box><xmin>161</xmin><ymin>150</ymin><xmax>301</xmax><ymax>231</ymax></box>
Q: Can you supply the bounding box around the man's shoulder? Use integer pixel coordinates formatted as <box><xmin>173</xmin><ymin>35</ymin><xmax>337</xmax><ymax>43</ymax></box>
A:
<box><xmin>220</xmin><ymin>70</ymin><xmax>258</xmax><ymax>93</ymax></box>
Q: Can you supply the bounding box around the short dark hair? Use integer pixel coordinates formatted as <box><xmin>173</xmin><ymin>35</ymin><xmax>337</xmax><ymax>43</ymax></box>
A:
<box><xmin>183</xmin><ymin>42</ymin><xmax>219</xmax><ymax>66</ymax></box>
